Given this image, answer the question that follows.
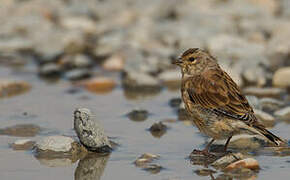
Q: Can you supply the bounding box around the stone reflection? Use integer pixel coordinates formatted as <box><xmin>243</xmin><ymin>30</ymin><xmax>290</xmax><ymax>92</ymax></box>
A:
<box><xmin>75</xmin><ymin>154</ymin><xmax>110</xmax><ymax>180</ymax></box>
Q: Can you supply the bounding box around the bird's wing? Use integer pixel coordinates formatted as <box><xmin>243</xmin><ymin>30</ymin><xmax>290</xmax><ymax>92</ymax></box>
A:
<box><xmin>185</xmin><ymin>68</ymin><xmax>256</xmax><ymax>124</ymax></box>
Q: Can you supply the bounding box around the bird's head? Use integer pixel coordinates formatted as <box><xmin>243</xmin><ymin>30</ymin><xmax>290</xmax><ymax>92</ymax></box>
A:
<box><xmin>172</xmin><ymin>48</ymin><xmax>218</xmax><ymax>76</ymax></box>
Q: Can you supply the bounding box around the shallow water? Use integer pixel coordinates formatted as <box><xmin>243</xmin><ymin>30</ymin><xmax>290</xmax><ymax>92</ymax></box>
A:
<box><xmin>0</xmin><ymin>66</ymin><xmax>290</xmax><ymax>180</ymax></box>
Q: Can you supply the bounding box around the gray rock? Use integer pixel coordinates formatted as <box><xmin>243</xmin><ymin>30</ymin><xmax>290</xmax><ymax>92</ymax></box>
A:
<box><xmin>158</xmin><ymin>69</ymin><xmax>181</xmax><ymax>89</ymax></box>
<box><xmin>122</xmin><ymin>71</ymin><xmax>162</xmax><ymax>92</ymax></box>
<box><xmin>246</xmin><ymin>95</ymin><xmax>261</xmax><ymax>110</ymax></box>
<box><xmin>127</xmin><ymin>109</ymin><xmax>149</xmax><ymax>122</ymax></box>
<box><xmin>260</xmin><ymin>98</ymin><xmax>284</xmax><ymax>112</ymax></box>
<box><xmin>243</xmin><ymin>87</ymin><xmax>286</xmax><ymax>98</ymax></box>
<box><xmin>74</xmin><ymin>108</ymin><xmax>112</xmax><ymax>153</ymax></box>
<box><xmin>149</xmin><ymin>122</ymin><xmax>167</xmax><ymax>138</ymax></box>
<box><xmin>60</xmin><ymin>54</ymin><xmax>93</xmax><ymax>70</ymax></box>
<box><xmin>211</xmin><ymin>153</ymin><xmax>245</xmax><ymax>169</ymax></box>
<box><xmin>39</xmin><ymin>63</ymin><xmax>62</xmax><ymax>77</ymax></box>
<box><xmin>36</xmin><ymin>135</ymin><xmax>76</xmax><ymax>152</ymax></box>
<box><xmin>274</xmin><ymin>106</ymin><xmax>290</xmax><ymax>119</ymax></box>
<box><xmin>64</xmin><ymin>69</ymin><xmax>91</xmax><ymax>81</ymax></box>
<box><xmin>169</xmin><ymin>98</ymin><xmax>182</xmax><ymax>108</ymax></box>
<box><xmin>228</xmin><ymin>134</ymin><xmax>270</xmax><ymax>150</ymax></box>
<box><xmin>10</xmin><ymin>139</ymin><xmax>35</xmax><ymax>151</ymax></box>
<box><xmin>254</xmin><ymin>109</ymin><xmax>275</xmax><ymax>127</ymax></box>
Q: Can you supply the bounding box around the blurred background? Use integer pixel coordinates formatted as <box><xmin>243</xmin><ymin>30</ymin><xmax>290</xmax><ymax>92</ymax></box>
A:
<box><xmin>1</xmin><ymin>0</ymin><xmax>290</xmax><ymax>180</ymax></box>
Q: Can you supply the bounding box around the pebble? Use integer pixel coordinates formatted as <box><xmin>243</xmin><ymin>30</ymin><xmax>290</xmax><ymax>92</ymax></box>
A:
<box><xmin>134</xmin><ymin>153</ymin><xmax>160</xmax><ymax>166</ymax></box>
<box><xmin>134</xmin><ymin>153</ymin><xmax>162</xmax><ymax>173</ymax></box>
<box><xmin>246</xmin><ymin>95</ymin><xmax>261</xmax><ymax>110</ymax></box>
<box><xmin>39</xmin><ymin>63</ymin><xmax>62</xmax><ymax>77</ymax></box>
<box><xmin>122</xmin><ymin>71</ymin><xmax>162</xmax><ymax>92</ymax></box>
<box><xmin>158</xmin><ymin>69</ymin><xmax>181</xmax><ymax>89</ymax></box>
<box><xmin>60</xmin><ymin>54</ymin><xmax>93</xmax><ymax>70</ymax></box>
<box><xmin>102</xmin><ymin>54</ymin><xmax>125</xmax><ymax>71</ymax></box>
<box><xmin>211</xmin><ymin>153</ymin><xmax>245</xmax><ymax>169</ymax></box>
<box><xmin>0</xmin><ymin>124</ymin><xmax>40</xmax><ymax>137</ymax></box>
<box><xmin>64</xmin><ymin>69</ymin><xmax>92</xmax><ymax>81</ymax></box>
<box><xmin>81</xmin><ymin>77</ymin><xmax>116</xmax><ymax>94</ymax></box>
<box><xmin>149</xmin><ymin>122</ymin><xmax>167</xmax><ymax>138</ymax></box>
<box><xmin>127</xmin><ymin>109</ymin><xmax>149</xmax><ymax>122</ymax></box>
<box><xmin>36</xmin><ymin>135</ymin><xmax>76</xmax><ymax>153</ymax></box>
<box><xmin>274</xmin><ymin>106</ymin><xmax>290</xmax><ymax>119</ymax></box>
<box><xmin>169</xmin><ymin>98</ymin><xmax>182</xmax><ymax>108</ymax></box>
<box><xmin>74</xmin><ymin>108</ymin><xmax>112</xmax><ymax>153</ymax></box>
<box><xmin>273</xmin><ymin>67</ymin><xmax>290</xmax><ymax>88</ymax></box>
<box><xmin>254</xmin><ymin>109</ymin><xmax>275</xmax><ymax>127</ymax></box>
<box><xmin>194</xmin><ymin>169</ymin><xmax>216</xmax><ymax>176</ymax></box>
<box><xmin>228</xmin><ymin>134</ymin><xmax>270</xmax><ymax>150</ymax></box>
<box><xmin>260</xmin><ymin>98</ymin><xmax>284</xmax><ymax>112</ymax></box>
<box><xmin>142</xmin><ymin>164</ymin><xmax>163</xmax><ymax>174</ymax></box>
<box><xmin>0</xmin><ymin>80</ymin><xmax>31</xmax><ymax>98</ymax></box>
<box><xmin>10</xmin><ymin>139</ymin><xmax>35</xmax><ymax>150</ymax></box>
<box><xmin>243</xmin><ymin>87</ymin><xmax>286</xmax><ymax>98</ymax></box>
<box><xmin>224</xmin><ymin>158</ymin><xmax>259</xmax><ymax>171</ymax></box>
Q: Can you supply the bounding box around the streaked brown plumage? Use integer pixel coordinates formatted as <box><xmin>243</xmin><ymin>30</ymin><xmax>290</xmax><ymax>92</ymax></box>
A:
<box><xmin>173</xmin><ymin>48</ymin><xmax>285</xmax><ymax>155</ymax></box>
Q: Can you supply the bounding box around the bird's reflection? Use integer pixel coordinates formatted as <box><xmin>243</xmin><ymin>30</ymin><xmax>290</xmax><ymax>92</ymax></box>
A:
<box><xmin>75</xmin><ymin>153</ymin><xmax>110</xmax><ymax>180</ymax></box>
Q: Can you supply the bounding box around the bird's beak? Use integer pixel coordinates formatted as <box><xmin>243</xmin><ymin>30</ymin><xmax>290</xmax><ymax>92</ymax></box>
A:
<box><xmin>172</xmin><ymin>57</ymin><xmax>183</xmax><ymax>66</ymax></box>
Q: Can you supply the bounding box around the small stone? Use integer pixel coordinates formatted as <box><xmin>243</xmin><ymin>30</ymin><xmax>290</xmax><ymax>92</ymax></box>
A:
<box><xmin>211</xmin><ymin>153</ymin><xmax>245</xmax><ymax>169</ymax></box>
<box><xmin>142</xmin><ymin>164</ymin><xmax>162</xmax><ymax>174</ymax></box>
<box><xmin>273</xmin><ymin>67</ymin><xmax>290</xmax><ymax>88</ymax></box>
<box><xmin>169</xmin><ymin>98</ymin><xmax>182</xmax><ymax>108</ymax></box>
<box><xmin>127</xmin><ymin>109</ymin><xmax>149</xmax><ymax>122</ymax></box>
<box><xmin>60</xmin><ymin>54</ymin><xmax>93</xmax><ymax>70</ymax></box>
<box><xmin>149</xmin><ymin>122</ymin><xmax>167</xmax><ymax>138</ymax></box>
<box><xmin>246</xmin><ymin>96</ymin><xmax>261</xmax><ymax>110</ymax></box>
<box><xmin>134</xmin><ymin>153</ymin><xmax>160</xmax><ymax>167</ymax></box>
<box><xmin>0</xmin><ymin>124</ymin><xmax>40</xmax><ymax>137</ymax></box>
<box><xmin>61</xmin><ymin>17</ymin><xmax>97</xmax><ymax>33</ymax></box>
<box><xmin>39</xmin><ymin>63</ymin><xmax>61</xmax><ymax>77</ymax></box>
<box><xmin>102</xmin><ymin>54</ymin><xmax>124</xmax><ymax>71</ymax></box>
<box><xmin>36</xmin><ymin>136</ymin><xmax>75</xmax><ymax>152</ymax></box>
<box><xmin>10</xmin><ymin>139</ymin><xmax>35</xmax><ymax>150</ymax></box>
<box><xmin>81</xmin><ymin>77</ymin><xmax>116</xmax><ymax>94</ymax></box>
<box><xmin>122</xmin><ymin>71</ymin><xmax>162</xmax><ymax>92</ymax></box>
<box><xmin>0</xmin><ymin>80</ymin><xmax>31</xmax><ymax>98</ymax></box>
<box><xmin>260</xmin><ymin>98</ymin><xmax>284</xmax><ymax>112</ymax></box>
<box><xmin>194</xmin><ymin>169</ymin><xmax>216</xmax><ymax>176</ymax></box>
<box><xmin>224</xmin><ymin>158</ymin><xmax>259</xmax><ymax>171</ymax></box>
<box><xmin>228</xmin><ymin>134</ymin><xmax>269</xmax><ymax>150</ymax></box>
<box><xmin>64</xmin><ymin>69</ymin><xmax>92</xmax><ymax>81</ymax></box>
<box><xmin>243</xmin><ymin>67</ymin><xmax>266</xmax><ymax>87</ymax></box>
<box><xmin>158</xmin><ymin>69</ymin><xmax>181</xmax><ymax>89</ymax></box>
<box><xmin>254</xmin><ymin>109</ymin><xmax>275</xmax><ymax>127</ymax></box>
<box><xmin>274</xmin><ymin>106</ymin><xmax>290</xmax><ymax>119</ymax></box>
<box><xmin>243</xmin><ymin>87</ymin><xmax>286</xmax><ymax>98</ymax></box>
<box><xmin>74</xmin><ymin>108</ymin><xmax>112</xmax><ymax>152</ymax></box>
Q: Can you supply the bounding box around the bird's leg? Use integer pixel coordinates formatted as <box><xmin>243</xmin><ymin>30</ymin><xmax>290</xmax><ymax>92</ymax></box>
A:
<box><xmin>192</xmin><ymin>138</ymin><xmax>215</xmax><ymax>156</ymax></box>
<box><xmin>223</xmin><ymin>136</ymin><xmax>232</xmax><ymax>153</ymax></box>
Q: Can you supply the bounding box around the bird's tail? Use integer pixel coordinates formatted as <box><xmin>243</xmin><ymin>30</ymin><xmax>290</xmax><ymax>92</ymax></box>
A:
<box><xmin>254</xmin><ymin>125</ymin><xmax>286</xmax><ymax>146</ymax></box>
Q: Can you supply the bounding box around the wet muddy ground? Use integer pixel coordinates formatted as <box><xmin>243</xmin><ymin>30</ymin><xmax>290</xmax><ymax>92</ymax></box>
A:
<box><xmin>0</xmin><ymin>64</ymin><xmax>290</xmax><ymax>180</ymax></box>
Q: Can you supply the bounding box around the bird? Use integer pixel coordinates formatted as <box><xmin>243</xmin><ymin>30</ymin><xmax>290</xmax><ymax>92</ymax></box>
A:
<box><xmin>172</xmin><ymin>48</ymin><xmax>285</xmax><ymax>156</ymax></box>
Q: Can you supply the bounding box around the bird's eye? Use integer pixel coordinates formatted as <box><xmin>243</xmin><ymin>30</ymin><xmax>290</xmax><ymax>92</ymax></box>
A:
<box><xmin>188</xmin><ymin>57</ymin><xmax>195</xmax><ymax>62</ymax></box>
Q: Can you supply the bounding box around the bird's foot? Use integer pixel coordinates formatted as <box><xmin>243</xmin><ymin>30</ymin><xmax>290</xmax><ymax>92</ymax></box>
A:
<box><xmin>192</xmin><ymin>149</ymin><xmax>216</xmax><ymax>158</ymax></box>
